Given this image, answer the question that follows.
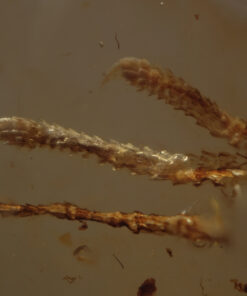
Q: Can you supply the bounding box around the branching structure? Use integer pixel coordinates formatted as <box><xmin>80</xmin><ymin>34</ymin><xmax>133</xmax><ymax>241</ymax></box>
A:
<box><xmin>104</xmin><ymin>57</ymin><xmax>247</xmax><ymax>148</ymax></box>
<box><xmin>0</xmin><ymin>116</ymin><xmax>245</xmax><ymax>185</ymax></box>
<box><xmin>0</xmin><ymin>57</ymin><xmax>246</xmax><ymax>244</ymax></box>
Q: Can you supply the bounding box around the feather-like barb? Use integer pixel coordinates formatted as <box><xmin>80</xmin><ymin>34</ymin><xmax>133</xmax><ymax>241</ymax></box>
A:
<box><xmin>0</xmin><ymin>117</ymin><xmax>245</xmax><ymax>185</ymax></box>
<box><xmin>104</xmin><ymin>57</ymin><xmax>247</xmax><ymax>148</ymax></box>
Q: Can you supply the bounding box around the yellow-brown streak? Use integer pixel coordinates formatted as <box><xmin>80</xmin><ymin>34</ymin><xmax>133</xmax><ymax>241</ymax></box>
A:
<box><xmin>0</xmin><ymin>202</ymin><xmax>227</xmax><ymax>244</ymax></box>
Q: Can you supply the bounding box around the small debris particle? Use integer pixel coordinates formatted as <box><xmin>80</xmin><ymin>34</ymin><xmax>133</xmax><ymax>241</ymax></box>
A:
<box><xmin>73</xmin><ymin>245</ymin><xmax>93</xmax><ymax>263</ymax></box>
<box><xmin>194</xmin><ymin>14</ymin><xmax>199</xmax><ymax>20</ymax></box>
<box><xmin>73</xmin><ymin>245</ymin><xmax>88</xmax><ymax>256</ymax></box>
<box><xmin>137</xmin><ymin>278</ymin><xmax>157</xmax><ymax>296</ymax></box>
<box><xmin>160</xmin><ymin>1</ymin><xmax>164</xmax><ymax>5</ymax></box>
<box><xmin>114</xmin><ymin>33</ymin><xmax>120</xmax><ymax>49</ymax></box>
<box><xmin>58</xmin><ymin>232</ymin><xmax>73</xmax><ymax>247</ymax></box>
<box><xmin>78</xmin><ymin>220</ymin><xmax>88</xmax><ymax>230</ymax></box>
<box><xmin>165</xmin><ymin>248</ymin><xmax>173</xmax><ymax>257</ymax></box>
<box><xmin>113</xmin><ymin>253</ymin><xmax>124</xmax><ymax>269</ymax></box>
<box><xmin>63</xmin><ymin>275</ymin><xmax>77</xmax><ymax>284</ymax></box>
<box><xmin>99</xmin><ymin>41</ymin><xmax>104</xmax><ymax>48</ymax></box>
<box><xmin>231</xmin><ymin>279</ymin><xmax>247</xmax><ymax>293</ymax></box>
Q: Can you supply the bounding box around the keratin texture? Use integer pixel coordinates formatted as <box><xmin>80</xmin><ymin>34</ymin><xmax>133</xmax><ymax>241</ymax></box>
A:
<box><xmin>104</xmin><ymin>57</ymin><xmax>247</xmax><ymax>148</ymax></box>
<box><xmin>0</xmin><ymin>117</ymin><xmax>245</xmax><ymax>185</ymax></box>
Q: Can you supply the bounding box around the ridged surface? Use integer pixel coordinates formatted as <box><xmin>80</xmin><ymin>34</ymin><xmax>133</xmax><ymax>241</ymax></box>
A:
<box><xmin>104</xmin><ymin>57</ymin><xmax>247</xmax><ymax>148</ymax></box>
<box><xmin>0</xmin><ymin>116</ymin><xmax>245</xmax><ymax>185</ymax></box>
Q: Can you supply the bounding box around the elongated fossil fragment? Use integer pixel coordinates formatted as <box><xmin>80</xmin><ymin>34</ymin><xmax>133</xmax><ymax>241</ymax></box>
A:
<box><xmin>0</xmin><ymin>117</ymin><xmax>245</xmax><ymax>185</ymax></box>
<box><xmin>0</xmin><ymin>202</ymin><xmax>227</xmax><ymax>243</ymax></box>
<box><xmin>104</xmin><ymin>57</ymin><xmax>247</xmax><ymax>148</ymax></box>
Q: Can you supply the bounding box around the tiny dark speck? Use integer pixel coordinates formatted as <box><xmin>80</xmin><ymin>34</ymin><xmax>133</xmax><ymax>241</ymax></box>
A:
<box><xmin>194</xmin><ymin>14</ymin><xmax>199</xmax><ymax>20</ymax></box>
<box><xmin>166</xmin><ymin>247</ymin><xmax>173</xmax><ymax>257</ymax></box>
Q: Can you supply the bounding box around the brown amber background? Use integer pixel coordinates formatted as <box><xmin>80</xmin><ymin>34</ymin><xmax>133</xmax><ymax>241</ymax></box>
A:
<box><xmin>0</xmin><ymin>0</ymin><xmax>247</xmax><ymax>295</ymax></box>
